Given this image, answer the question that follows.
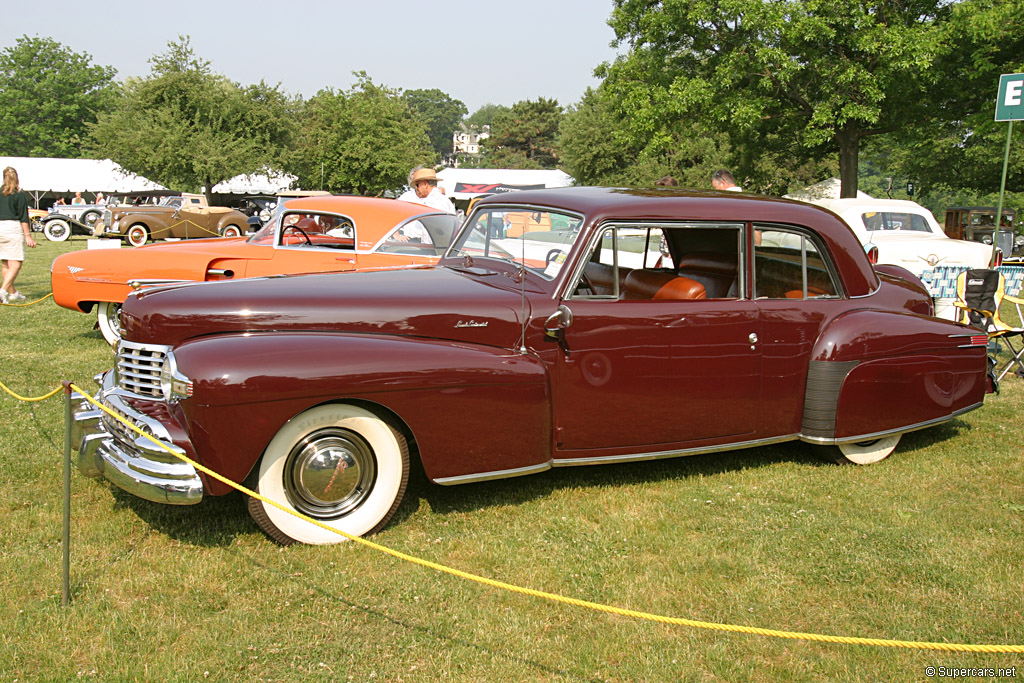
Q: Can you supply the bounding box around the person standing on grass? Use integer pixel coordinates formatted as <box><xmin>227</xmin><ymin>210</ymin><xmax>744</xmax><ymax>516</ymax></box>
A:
<box><xmin>0</xmin><ymin>166</ymin><xmax>36</xmax><ymax>304</ymax></box>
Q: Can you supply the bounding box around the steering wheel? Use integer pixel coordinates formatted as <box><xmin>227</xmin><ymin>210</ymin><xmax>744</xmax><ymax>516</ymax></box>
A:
<box><xmin>545</xmin><ymin>249</ymin><xmax>565</xmax><ymax>265</ymax></box>
<box><xmin>283</xmin><ymin>225</ymin><xmax>312</xmax><ymax>245</ymax></box>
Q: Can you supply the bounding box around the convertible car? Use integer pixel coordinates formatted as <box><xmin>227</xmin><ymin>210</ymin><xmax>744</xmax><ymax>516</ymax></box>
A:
<box><xmin>51</xmin><ymin>195</ymin><xmax>459</xmax><ymax>344</ymax></box>
<box><xmin>70</xmin><ymin>187</ymin><xmax>994</xmax><ymax>545</ymax></box>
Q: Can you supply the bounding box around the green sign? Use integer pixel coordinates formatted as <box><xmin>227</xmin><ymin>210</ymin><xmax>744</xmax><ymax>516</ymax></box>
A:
<box><xmin>995</xmin><ymin>73</ymin><xmax>1024</xmax><ymax>121</ymax></box>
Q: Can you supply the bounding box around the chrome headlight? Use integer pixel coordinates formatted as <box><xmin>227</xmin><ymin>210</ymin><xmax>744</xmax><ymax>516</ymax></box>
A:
<box><xmin>1015</xmin><ymin>235</ymin><xmax>1024</xmax><ymax>247</ymax></box>
<box><xmin>159</xmin><ymin>351</ymin><xmax>193</xmax><ymax>402</ymax></box>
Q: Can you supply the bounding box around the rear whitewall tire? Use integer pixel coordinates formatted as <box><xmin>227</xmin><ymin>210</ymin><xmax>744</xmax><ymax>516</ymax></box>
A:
<box><xmin>248</xmin><ymin>404</ymin><xmax>409</xmax><ymax>545</ymax></box>
<box><xmin>836</xmin><ymin>434</ymin><xmax>901</xmax><ymax>465</ymax></box>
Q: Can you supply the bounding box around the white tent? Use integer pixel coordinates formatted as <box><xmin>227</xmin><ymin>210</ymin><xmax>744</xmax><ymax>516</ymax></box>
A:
<box><xmin>212</xmin><ymin>170</ymin><xmax>297</xmax><ymax>194</ymax></box>
<box><xmin>784</xmin><ymin>177</ymin><xmax>871</xmax><ymax>201</ymax></box>
<box><xmin>436</xmin><ymin>168</ymin><xmax>574</xmax><ymax>201</ymax></box>
<box><xmin>0</xmin><ymin>156</ymin><xmax>166</xmax><ymax>203</ymax></box>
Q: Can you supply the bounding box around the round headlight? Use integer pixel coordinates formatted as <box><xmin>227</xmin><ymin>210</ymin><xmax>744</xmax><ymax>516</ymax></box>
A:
<box><xmin>982</xmin><ymin>235</ymin><xmax>993</xmax><ymax>244</ymax></box>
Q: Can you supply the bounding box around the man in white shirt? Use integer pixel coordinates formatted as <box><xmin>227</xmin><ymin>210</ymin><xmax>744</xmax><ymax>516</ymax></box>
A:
<box><xmin>711</xmin><ymin>169</ymin><xmax>742</xmax><ymax>192</ymax></box>
<box><xmin>398</xmin><ymin>167</ymin><xmax>455</xmax><ymax>214</ymax></box>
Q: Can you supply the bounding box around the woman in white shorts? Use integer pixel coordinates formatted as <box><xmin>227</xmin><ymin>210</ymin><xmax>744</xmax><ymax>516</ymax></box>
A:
<box><xmin>0</xmin><ymin>166</ymin><xmax>37</xmax><ymax>304</ymax></box>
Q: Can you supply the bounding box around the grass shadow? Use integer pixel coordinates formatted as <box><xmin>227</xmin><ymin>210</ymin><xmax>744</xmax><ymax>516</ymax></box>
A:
<box><xmin>413</xmin><ymin>437</ymin><xmax>828</xmax><ymax>519</ymax></box>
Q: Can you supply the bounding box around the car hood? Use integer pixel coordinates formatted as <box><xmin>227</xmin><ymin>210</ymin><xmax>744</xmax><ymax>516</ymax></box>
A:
<box><xmin>51</xmin><ymin>237</ymin><xmax>261</xmax><ymax>288</ymax></box>
<box><xmin>120</xmin><ymin>265</ymin><xmax>534</xmax><ymax>348</ymax></box>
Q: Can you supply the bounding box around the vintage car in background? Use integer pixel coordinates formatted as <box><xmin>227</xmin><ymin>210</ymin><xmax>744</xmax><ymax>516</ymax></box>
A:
<box><xmin>809</xmin><ymin>198</ymin><xmax>998</xmax><ymax>276</ymax></box>
<box><xmin>51</xmin><ymin>195</ymin><xmax>459</xmax><ymax>344</ymax></box>
<box><xmin>29</xmin><ymin>208</ymin><xmax>47</xmax><ymax>233</ymax></box>
<box><xmin>93</xmin><ymin>194</ymin><xmax>249</xmax><ymax>246</ymax></box>
<box><xmin>944</xmin><ymin>206</ymin><xmax>1023</xmax><ymax>259</ymax></box>
<box><xmin>70</xmin><ymin>187</ymin><xmax>994</xmax><ymax>545</ymax></box>
<box><xmin>40</xmin><ymin>202</ymin><xmax>109</xmax><ymax>241</ymax></box>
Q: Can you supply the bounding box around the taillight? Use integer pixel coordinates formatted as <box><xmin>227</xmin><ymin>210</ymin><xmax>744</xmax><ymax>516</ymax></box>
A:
<box><xmin>992</xmin><ymin>248</ymin><xmax>1003</xmax><ymax>269</ymax></box>
<box><xmin>865</xmin><ymin>244</ymin><xmax>879</xmax><ymax>265</ymax></box>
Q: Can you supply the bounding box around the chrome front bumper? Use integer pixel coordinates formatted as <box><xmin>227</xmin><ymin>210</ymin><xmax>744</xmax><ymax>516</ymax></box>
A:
<box><xmin>70</xmin><ymin>371</ymin><xmax>203</xmax><ymax>505</ymax></box>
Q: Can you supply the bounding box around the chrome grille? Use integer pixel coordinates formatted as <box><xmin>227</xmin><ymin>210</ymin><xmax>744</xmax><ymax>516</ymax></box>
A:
<box><xmin>116</xmin><ymin>340</ymin><xmax>171</xmax><ymax>399</ymax></box>
<box><xmin>101</xmin><ymin>398</ymin><xmax>145</xmax><ymax>444</ymax></box>
<box><xmin>102</xmin><ymin>209</ymin><xmax>112</xmax><ymax>225</ymax></box>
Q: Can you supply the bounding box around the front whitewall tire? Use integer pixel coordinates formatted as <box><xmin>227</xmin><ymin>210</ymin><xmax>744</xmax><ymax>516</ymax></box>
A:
<box><xmin>249</xmin><ymin>404</ymin><xmax>409</xmax><ymax>545</ymax></box>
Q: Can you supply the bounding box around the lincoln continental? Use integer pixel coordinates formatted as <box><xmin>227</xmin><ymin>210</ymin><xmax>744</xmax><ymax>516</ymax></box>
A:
<box><xmin>70</xmin><ymin>187</ymin><xmax>994</xmax><ymax>545</ymax></box>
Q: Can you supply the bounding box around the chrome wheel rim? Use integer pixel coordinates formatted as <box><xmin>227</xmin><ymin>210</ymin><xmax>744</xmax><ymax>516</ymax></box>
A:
<box><xmin>284</xmin><ymin>428</ymin><xmax>376</xmax><ymax>519</ymax></box>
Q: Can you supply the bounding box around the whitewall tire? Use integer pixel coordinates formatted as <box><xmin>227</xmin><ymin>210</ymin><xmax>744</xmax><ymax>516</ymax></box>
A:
<box><xmin>836</xmin><ymin>434</ymin><xmax>901</xmax><ymax>465</ymax></box>
<box><xmin>248</xmin><ymin>404</ymin><xmax>409</xmax><ymax>545</ymax></box>
<box><xmin>97</xmin><ymin>301</ymin><xmax>123</xmax><ymax>346</ymax></box>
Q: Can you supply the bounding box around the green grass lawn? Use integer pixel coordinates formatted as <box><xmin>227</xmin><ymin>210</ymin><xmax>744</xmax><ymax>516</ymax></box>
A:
<box><xmin>2</xmin><ymin>237</ymin><xmax>1023</xmax><ymax>681</ymax></box>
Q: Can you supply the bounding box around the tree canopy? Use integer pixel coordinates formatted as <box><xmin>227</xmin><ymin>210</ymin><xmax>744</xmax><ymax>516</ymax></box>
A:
<box><xmin>88</xmin><ymin>37</ymin><xmax>295</xmax><ymax>201</ymax></box>
<box><xmin>0</xmin><ymin>36</ymin><xmax>117</xmax><ymax>158</ymax></box>
<box><xmin>402</xmin><ymin>88</ymin><xmax>467</xmax><ymax>160</ymax></box>
<box><xmin>291</xmin><ymin>74</ymin><xmax>433</xmax><ymax>195</ymax></box>
<box><xmin>602</xmin><ymin>0</ymin><xmax>960</xmax><ymax>197</ymax></box>
<box><xmin>480</xmin><ymin>98</ymin><xmax>563</xmax><ymax>169</ymax></box>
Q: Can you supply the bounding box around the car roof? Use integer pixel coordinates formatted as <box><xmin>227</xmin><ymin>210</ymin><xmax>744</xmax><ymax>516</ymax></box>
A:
<box><xmin>474</xmin><ymin>186</ymin><xmax>880</xmax><ymax>297</ymax></box>
<box><xmin>811</xmin><ymin>197</ymin><xmax>932</xmax><ymax>213</ymax></box>
<box><xmin>277</xmin><ymin>195</ymin><xmax>448</xmax><ymax>241</ymax></box>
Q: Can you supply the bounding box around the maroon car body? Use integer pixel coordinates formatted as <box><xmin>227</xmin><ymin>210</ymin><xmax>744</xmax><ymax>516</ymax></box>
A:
<box><xmin>71</xmin><ymin>187</ymin><xmax>993</xmax><ymax>545</ymax></box>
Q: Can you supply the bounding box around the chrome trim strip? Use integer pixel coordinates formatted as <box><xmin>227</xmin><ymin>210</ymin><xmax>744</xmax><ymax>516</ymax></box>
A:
<box><xmin>552</xmin><ymin>434</ymin><xmax>798</xmax><ymax>467</ymax></box>
<box><xmin>800</xmin><ymin>402</ymin><xmax>983</xmax><ymax>445</ymax></box>
<box><xmin>433</xmin><ymin>461</ymin><xmax>552</xmax><ymax>486</ymax></box>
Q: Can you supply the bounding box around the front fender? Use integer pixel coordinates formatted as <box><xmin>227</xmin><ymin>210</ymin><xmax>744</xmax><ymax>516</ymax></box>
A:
<box><xmin>172</xmin><ymin>332</ymin><xmax>552</xmax><ymax>487</ymax></box>
<box><xmin>801</xmin><ymin>309</ymin><xmax>987</xmax><ymax>442</ymax></box>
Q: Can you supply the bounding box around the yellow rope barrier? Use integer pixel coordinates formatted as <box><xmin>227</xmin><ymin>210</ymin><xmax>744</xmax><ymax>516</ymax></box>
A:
<box><xmin>0</xmin><ymin>292</ymin><xmax>53</xmax><ymax>307</ymax></box>
<box><xmin>67</xmin><ymin>383</ymin><xmax>1024</xmax><ymax>653</ymax></box>
<box><xmin>1</xmin><ymin>380</ymin><xmax>63</xmax><ymax>402</ymax></box>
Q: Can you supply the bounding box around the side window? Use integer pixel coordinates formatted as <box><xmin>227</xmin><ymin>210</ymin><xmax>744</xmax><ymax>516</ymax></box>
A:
<box><xmin>379</xmin><ymin>214</ymin><xmax>460</xmax><ymax>255</ymax></box>
<box><xmin>573</xmin><ymin>224</ymin><xmax>740</xmax><ymax>301</ymax></box>
<box><xmin>754</xmin><ymin>226</ymin><xmax>838</xmax><ymax>299</ymax></box>
<box><xmin>278</xmin><ymin>212</ymin><xmax>355</xmax><ymax>250</ymax></box>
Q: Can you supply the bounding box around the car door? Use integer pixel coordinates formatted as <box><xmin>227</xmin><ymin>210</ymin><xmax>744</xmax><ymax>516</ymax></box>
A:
<box><xmin>551</xmin><ymin>223</ymin><xmax>763</xmax><ymax>454</ymax></box>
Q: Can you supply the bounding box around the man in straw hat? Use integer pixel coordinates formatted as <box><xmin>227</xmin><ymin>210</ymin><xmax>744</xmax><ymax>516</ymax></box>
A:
<box><xmin>398</xmin><ymin>166</ymin><xmax>455</xmax><ymax>215</ymax></box>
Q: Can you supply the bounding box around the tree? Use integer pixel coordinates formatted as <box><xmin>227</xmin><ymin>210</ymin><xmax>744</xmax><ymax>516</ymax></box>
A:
<box><xmin>292</xmin><ymin>74</ymin><xmax>433</xmax><ymax>195</ymax></box>
<box><xmin>480</xmin><ymin>98</ymin><xmax>563</xmax><ymax>169</ymax></box>
<box><xmin>603</xmin><ymin>0</ymin><xmax>963</xmax><ymax>197</ymax></box>
<box><xmin>88</xmin><ymin>37</ymin><xmax>295</xmax><ymax>201</ymax></box>
<box><xmin>881</xmin><ymin>0</ymin><xmax>1024</xmax><ymax>198</ymax></box>
<box><xmin>402</xmin><ymin>88</ymin><xmax>467</xmax><ymax>159</ymax></box>
<box><xmin>0</xmin><ymin>36</ymin><xmax>117</xmax><ymax>158</ymax></box>
<box><xmin>466</xmin><ymin>103</ymin><xmax>509</xmax><ymax>129</ymax></box>
<box><xmin>560</xmin><ymin>87</ymin><xmax>737</xmax><ymax>188</ymax></box>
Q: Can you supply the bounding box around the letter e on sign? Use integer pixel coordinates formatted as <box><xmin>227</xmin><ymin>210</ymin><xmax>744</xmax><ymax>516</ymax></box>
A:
<box><xmin>995</xmin><ymin>73</ymin><xmax>1024</xmax><ymax>121</ymax></box>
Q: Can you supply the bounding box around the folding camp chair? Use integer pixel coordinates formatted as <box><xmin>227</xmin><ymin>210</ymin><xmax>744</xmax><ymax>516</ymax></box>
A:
<box><xmin>954</xmin><ymin>269</ymin><xmax>1024</xmax><ymax>381</ymax></box>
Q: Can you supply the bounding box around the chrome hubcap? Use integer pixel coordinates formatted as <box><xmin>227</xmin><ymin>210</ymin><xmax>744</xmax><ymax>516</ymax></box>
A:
<box><xmin>284</xmin><ymin>428</ymin><xmax>376</xmax><ymax>519</ymax></box>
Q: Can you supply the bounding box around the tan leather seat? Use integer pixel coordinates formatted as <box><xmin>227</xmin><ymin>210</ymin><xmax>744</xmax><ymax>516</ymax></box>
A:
<box><xmin>676</xmin><ymin>252</ymin><xmax>737</xmax><ymax>298</ymax></box>
<box><xmin>624</xmin><ymin>270</ymin><xmax>706</xmax><ymax>300</ymax></box>
<box><xmin>585</xmin><ymin>262</ymin><xmax>632</xmax><ymax>296</ymax></box>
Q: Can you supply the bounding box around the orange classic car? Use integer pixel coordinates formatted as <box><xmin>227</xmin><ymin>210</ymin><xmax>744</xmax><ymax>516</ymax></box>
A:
<box><xmin>51</xmin><ymin>195</ymin><xmax>459</xmax><ymax>344</ymax></box>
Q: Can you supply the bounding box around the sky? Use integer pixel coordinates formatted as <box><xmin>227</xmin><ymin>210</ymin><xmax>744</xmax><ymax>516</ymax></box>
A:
<box><xmin>3</xmin><ymin>0</ymin><xmax>624</xmax><ymax>113</ymax></box>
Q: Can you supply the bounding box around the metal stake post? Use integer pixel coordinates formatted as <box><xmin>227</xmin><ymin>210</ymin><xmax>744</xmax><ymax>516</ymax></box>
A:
<box><xmin>62</xmin><ymin>382</ymin><xmax>72</xmax><ymax>607</ymax></box>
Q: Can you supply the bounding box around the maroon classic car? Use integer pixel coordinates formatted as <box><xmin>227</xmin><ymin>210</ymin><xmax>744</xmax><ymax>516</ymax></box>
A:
<box><xmin>70</xmin><ymin>187</ymin><xmax>993</xmax><ymax>545</ymax></box>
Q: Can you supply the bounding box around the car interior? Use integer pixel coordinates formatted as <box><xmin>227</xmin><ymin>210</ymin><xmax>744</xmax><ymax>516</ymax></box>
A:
<box><xmin>574</xmin><ymin>223</ymin><xmax>839</xmax><ymax>301</ymax></box>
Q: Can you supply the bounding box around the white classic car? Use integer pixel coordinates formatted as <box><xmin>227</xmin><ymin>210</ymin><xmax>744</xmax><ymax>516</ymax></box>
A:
<box><xmin>809</xmin><ymin>198</ymin><xmax>996</xmax><ymax>277</ymax></box>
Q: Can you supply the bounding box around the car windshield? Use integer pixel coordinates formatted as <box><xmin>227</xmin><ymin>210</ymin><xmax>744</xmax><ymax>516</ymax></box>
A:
<box><xmin>448</xmin><ymin>207</ymin><xmax>584</xmax><ymax>280</ymax></box>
